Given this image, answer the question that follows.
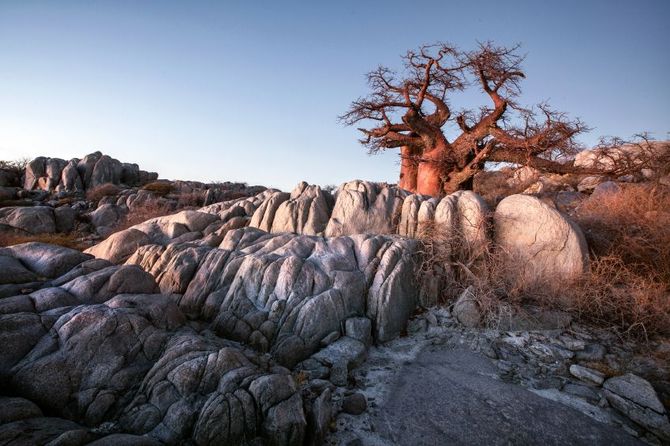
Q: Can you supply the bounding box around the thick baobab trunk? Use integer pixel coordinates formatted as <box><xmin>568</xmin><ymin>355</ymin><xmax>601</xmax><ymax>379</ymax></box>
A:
<box><xmin>440</xmin><ymin>143</ymin><xmax>478</xmax><ymax>194</ymax></box>
<box><xmin>415</xmin><ymin>146</ymin><xmax>444</xmax><ymax>196</ymax></box>
<box><xmin>442</xmin><ymin>171</ymin><xmax>475</xmax><ymax>194</ymax></box>
<box><xmin>398</xmin><ymin>145</ymin><xmax>419</xmax><ymax>192</ymax></box>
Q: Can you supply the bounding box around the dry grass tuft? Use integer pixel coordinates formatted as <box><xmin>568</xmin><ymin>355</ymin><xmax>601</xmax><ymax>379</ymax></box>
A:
<box><xmin>111</xmin><ymin>200</ymin><xmax>177</xmax><ymax>233</ymax></box>
<box><xmin>418</xmin><ymin>228</ymin><xmax>559</xmax><ymax>329</ymax></box>
<box><xmin>0</xmin><ymin>231</ymin><xmax>88</xmax><ymax>250</ymax></box>
<box><xmin>576</xmin><ymin>183</ymin><xmax>670</xmax><ymax>284</ymax></box>
<box><xmin>176</xmin><ymin>191</ymin><xmax>205</xmax><ymax>208</ymax></box>
<box><xmin>415</xmin><ymin>221</ymin><xmax>483</xmax><ymax>305</ymax></box>
<box><xmin>565</xmin><ymin>256</ymin><xmax>669</xmax><ymax>339</ymax></box>
<box><xmin>86</xmin><ymin>183</ymin><xmax>121</xmax><ymax>202</ymax></box>
<box><xmin>142</xmin><ymin>181</ymin><xmax>174</xmax><ymax>197</ymax></box>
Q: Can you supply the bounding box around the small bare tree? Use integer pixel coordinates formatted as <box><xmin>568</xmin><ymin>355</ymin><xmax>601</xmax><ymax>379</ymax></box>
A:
<box><xmin>341</xmin><ymin>42</ymin><xmax>594</xmax><ymax>195</ymax></box>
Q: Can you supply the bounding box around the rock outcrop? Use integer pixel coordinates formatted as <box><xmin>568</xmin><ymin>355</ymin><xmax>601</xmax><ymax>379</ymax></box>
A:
<box><xmin>0</xmin><ymin>242</ymin><xmax>318</xmax><ymax>444</ymax></box>
<box><xmin>574</xmin><ymin>141</ymin><xmax>669</xmax><ymax>173</ymax></box>
<box><xmin>270</xmin><ymin>182</ymin><xmax>334</xmax><ymax>236</ymax></box>
<box><xmin>86</xmin><ymin>181</ymin><xmax>594</xmax><ymax>311</ymax></box>
<box><xmin>0</xmin><ymin>203</ymin><xmax>421</xmax><ymax>445</ymax></box>
<box><xmin>3</xmin><ymin>175</ymin><xmax>645</xmax><ymax>444</ymax></box>
<box><xmin>325</xmin><ymin>180</ymin><xmax>407</xmax><ymax>237</ymax></box>
<box><xmin>494</xmin><ymin>194</ymin><xmax>589</xmax><ymax>285</ymax></box>
<box><xmin>125</xmin><ymin>228</ymin><xmax>418</xmax><ymax>361</ymax></box>
<box><xmin>246</xmin><ymin>182</ymin><xmax>489</xmax><ymax>257</ymax></box>
<box><xmin>22</xmin><ymin>151</ymin><xmax>158</xmax><ymax>193</ymax></box>
<box><xmin>85</xmin><ymin>189</ymin><xmax>279</xmax><ymax>263</ymax></box>
<box><xmin>603</xmin><ymin>374</ymin><xmax>670</xmax><ymax>441</ymax></box>
<box><xmin>0</xmin><ymin>206</ymin><xmax>57</xmax><ymax>234</ymax></box>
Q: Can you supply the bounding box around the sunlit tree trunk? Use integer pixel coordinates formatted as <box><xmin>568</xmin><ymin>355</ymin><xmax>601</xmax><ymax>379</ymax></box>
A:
<box><xmin>416</xmin><ymin>145</ymin><xmax>444</xmax><ymax>196</ymax></box>
<box><xmin>398</xmin><ymin>145</ymin><xmax>419</xmax><ymax>192</ymax></box>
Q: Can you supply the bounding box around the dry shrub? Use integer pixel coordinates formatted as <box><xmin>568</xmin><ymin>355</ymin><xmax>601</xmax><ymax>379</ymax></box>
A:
<box><xmin>0</xmin><ymin>231</ymin><xmax>87</xmax><ymax>250</ymax></box>
<box><xmin>576</xmin><ymin>183</ymin><xmax>670</xmax><ymax>284</ymax></box>
<box><xmin>86</xmin><ymin>183</ymin><xmax>121</xmax><ymax>202</ymax></box>
<box><xmin>176</xmin><ymin>191</ymin><xmax>204</xmax><ymax>208</ymax></box>
<box><xmin>474</xmin><ymin>169</ymin><xmax>536</xmax><ymax>207</ymax></box>
<box><xmin>221</xmin><ymin>191</ymin><xmax>253</xmax><ymax>201</ymax></box>
<box><xmin>0</xmin><ymin>157</ymin><xmax>29</xmax><ymax>176</ymax></box>
<box><xmin>568</xmin><ymin>183</ymin><xmax>670</xmax><ymax>337</ymax></box>
<box><xmin>417</xmin><ymin>222</ymin><xmax>558</xmax><ymax>328</ymax></box>
<box><xmin>111</xmin><ymin>200</ymin><xmax>176</xmax><ymax>233</ymax></box>
<box><xmin>416</xmin><ymin>194</ymin><xmax>670</xmax><ymax>337</ymax></box>
<box><xmin>416</xmin><ymin>219</ymin><xmax>496</xmax><ymax>306</ymax></box>
<box><xmin>142</xmin><ymin>181</ymin><xmax>173</xmax><ymax>197</ymax></box>
<box><xmin>565</xmin><ymin>256</ymin><xmax>669</xmax><ymax>339</ymax></box>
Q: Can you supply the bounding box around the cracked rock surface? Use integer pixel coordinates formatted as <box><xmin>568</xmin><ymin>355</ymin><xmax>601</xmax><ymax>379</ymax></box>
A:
<box><xmin>1</xmin><ymin>219</ymin><xmax>420</xmax><ymax>444</ymax></box>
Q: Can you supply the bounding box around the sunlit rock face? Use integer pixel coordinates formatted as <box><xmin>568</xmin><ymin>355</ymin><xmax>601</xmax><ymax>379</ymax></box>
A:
<box><xmin>127</xmin><ymin>227</ymin><xmax>419</xmax><ymax>361</ymax></box>
<box><xmin>325</xmin><ymin>180</ymin><xmax>407</xmax><ymax>237</ymax></box>
<box><xmin>494</xmin><ymin>194</ymin><xmax>589</xmax><ymax>284</ymax></box>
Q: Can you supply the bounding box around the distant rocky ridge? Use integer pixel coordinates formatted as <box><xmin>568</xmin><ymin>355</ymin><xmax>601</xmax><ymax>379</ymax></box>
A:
<box><xmin>0</xmin><ymin>151</ymin><xmax>265</xmax><ymax>240</ymax></box>
<box><xmin>22</xmin><ymin>151</ymin><xmax>158</xmax><ymax>193</ymax></box>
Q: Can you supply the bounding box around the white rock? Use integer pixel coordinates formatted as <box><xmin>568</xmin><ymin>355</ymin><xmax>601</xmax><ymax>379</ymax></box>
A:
<box><xmin>494</xmin><ymin>194</ymin><xmax>588</xmax><ymax>285</ymax></box>
<box><xmin>325</xmin><ymin>180</ymin><xmax>408</xmax><ymax>237</ymax></box>
<box><xmin>398</xmin><ymin>194</ymin><xmax>428</xmax><ymax>238</ymax></box>
<box><xmin>0</xmin><ymin>207</ymin><xmax>56</xmax><ymax>234</ymax></box>
<box><xmin>577</xmin><ymin>176</ymin><xmax>605</xmax><ymax>192</ymax></box>
<box><xmin>603</xmin><ymin>373</ymin><xmax>670</xmax><ymax>439</ymax></box>
<box><xmin>249</xmin><ymin>191</ymin><xmax>290</xmax><ymax>232</ymax></box>
<box><xmin>452</xmin><ymin>286</ymin><xmax>481</xmax><ymax>328</ymax></box>
<box><xmin>270</xmin><ymin>182</ymin><xmax>333</xmax><ymax>235</ymax></box>
<box><xmin>85</xmin><ymin>228</ymin><xmax>151</xmax><ymax>264</ymax></box>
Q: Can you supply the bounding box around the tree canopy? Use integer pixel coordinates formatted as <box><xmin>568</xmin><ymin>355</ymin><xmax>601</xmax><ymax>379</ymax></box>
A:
<box><xmin>341</xmin><ymin>42</ymin><xmax>590</xmax><ymax>195</ymax></box>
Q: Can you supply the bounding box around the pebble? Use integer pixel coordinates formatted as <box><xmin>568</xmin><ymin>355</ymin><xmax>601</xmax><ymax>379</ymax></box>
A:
<box><xmin>558</xmin><ymin>336</ymin><xmax>586</xmax><ymax>351</ymax></box>
<box><xmin>569</xmin><ymin>364</ymin><xmax>605</xmax><ymax>386</ymax></box>
<box><xmin>342</xmin><ymin>393</ymin><xmax>367</xmax><ymax>415</ymax></box>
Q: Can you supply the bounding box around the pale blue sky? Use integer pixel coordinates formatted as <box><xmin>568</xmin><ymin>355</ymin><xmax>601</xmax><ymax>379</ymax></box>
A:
<box><xmin>1</xmin><ymin>0</ymin><xmax>668</xmax><ymax>190</ymax></box>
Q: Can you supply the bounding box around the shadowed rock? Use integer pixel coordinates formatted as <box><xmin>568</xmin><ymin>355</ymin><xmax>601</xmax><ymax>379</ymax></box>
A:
<box><xmin>0</xmin><ymin>207</ymin><xmax>56</xmax><ymax>234</ymax></box>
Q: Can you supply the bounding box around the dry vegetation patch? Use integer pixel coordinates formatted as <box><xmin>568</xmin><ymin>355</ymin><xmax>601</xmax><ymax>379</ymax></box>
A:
<box><xmin>0</xmin><ymin>231</ymin><xmax>88</xmax><ymax>250</ymax></box>
<box><xmin>418</xmin><ymin>183</ymin><xmax>670</xmax><ymax>338</ymax></box>
<box><xmin>111</xmin><ymin>200</ymin><xmax>177</xmax><ymax>233</ymax></box>
<box><xmin>575</xmin><ymin>183</ymin><xmax>670</xmax><ymax>284</ymax></box>
<box><xmin>86</xmin><ymin>183</ymin><xmax>121</xmax><ymax>202</ymax></box>
<box><xmin>570</xmin><ymin>183</ymin><xmax>670</xmax><ymax>338</ymax></box>
<box><xmin>142</xmin><ymin>180</ymin><xmax>174</xmax><ymax>196</ymax></box>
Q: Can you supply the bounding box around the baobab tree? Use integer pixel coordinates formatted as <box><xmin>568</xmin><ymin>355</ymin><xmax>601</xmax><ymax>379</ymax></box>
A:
<box><xmin>340</xmin><ymin>42</ymin><xmax>590</xmax><ymax>196</ymax></box>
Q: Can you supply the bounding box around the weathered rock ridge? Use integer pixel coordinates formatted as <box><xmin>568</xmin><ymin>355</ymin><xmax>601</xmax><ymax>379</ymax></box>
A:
<box><xmin>23</xmin><ymin>151</ymin><xmax>158</xmax><ymax>193</ymax></box>
<box><xmin>2</xmin><ymin>207</ymin><xmax>419</xmax><ymax>444</ymax></box>
<box><xmin>0</xmin><ymin>177</ymin><xmax>598</xmax><ymax>444</ymax></box>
